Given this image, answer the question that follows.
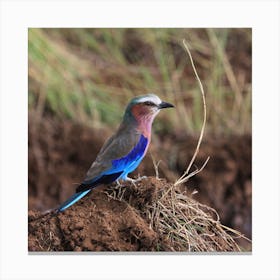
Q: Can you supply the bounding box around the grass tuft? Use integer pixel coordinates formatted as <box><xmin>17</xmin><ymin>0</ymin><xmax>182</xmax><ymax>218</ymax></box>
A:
<box><xmin>105</xmin><ymin>178</ymin><xmax>250</xmax><ymax>252</ymax></box>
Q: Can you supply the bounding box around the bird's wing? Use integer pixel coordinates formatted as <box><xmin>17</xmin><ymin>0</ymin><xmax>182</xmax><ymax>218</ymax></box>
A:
<box><xmin>76</xmin><ymin>125</ymin><xmax>147</xmax><ymax>192</ymax></box>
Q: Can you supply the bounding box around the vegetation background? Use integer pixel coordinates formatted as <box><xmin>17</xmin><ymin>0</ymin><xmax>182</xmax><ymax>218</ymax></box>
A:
<box><xmin>28</xmin><ymin>28</ymin><xmax>251</xmax><ymax>134</ymax></box>
<box><xmin>28</xmin><ymin>28</ymin><xmax>252</xmax><ymax>251</ymax></box>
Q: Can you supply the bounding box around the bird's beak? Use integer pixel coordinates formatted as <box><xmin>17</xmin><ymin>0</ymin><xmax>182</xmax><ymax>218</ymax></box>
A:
<box><xmin>158</xmin><ymin>101</ymin><xmax>175</xmax><ymax>109</ymax></box>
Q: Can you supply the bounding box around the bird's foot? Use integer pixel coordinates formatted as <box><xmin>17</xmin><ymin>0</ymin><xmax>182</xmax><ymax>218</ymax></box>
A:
<box><xmin>125</xmin><ymin>175</ymin><xmax>147</xmax><ymax>186</ymax></box>
<box><xmin>136</xmin><ymin>175</ymin><xmax>147</xmax><ymax>181</ymax></box>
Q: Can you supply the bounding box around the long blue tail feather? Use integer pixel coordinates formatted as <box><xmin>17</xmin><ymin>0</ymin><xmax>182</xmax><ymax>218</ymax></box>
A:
<box><xmin>57</xmin><ymin>189</ymin><xmax>91</xmax><ymax>212</ymax></box>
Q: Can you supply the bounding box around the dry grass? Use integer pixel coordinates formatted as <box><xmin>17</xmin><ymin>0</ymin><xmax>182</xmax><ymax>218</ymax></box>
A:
<box><xmin>105</xmin><ymin>179</ymin><xmax>250</xmax><ymax>252</ymax></box>
<box><xmin>146</xmin><ymin>185</ymin><xmax>249</xmax><ymax>252</ymax></box>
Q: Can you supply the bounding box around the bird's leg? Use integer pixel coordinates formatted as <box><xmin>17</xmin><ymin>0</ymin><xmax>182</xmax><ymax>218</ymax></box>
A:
<box><xmin>137</xmin><ymin>174</ymin><xmax>147</xmax><ymax>181</ymax></box>
<box><xmin>125</xmin><ymin>175</ymin><xmax>147</xmax><ymax>186</ymax></box>
<box><xmin>123</xmin><ymin>177</ymin><xmax>136</xmax><ymax>186</ymax></box>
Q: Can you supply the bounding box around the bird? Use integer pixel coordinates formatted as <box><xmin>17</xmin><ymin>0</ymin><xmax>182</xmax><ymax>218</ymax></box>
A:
<box><xmin>57</xmin><ymin>94</ymin><xmax>174</xmax><ymax>212</ymax></box>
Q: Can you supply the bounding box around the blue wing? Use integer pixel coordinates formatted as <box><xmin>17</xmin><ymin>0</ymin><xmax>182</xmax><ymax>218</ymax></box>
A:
<box><xmin>111</xmin><ymin>134</ymin><xmax>148</xmax><ymax>175</ymax></box>
<box><xmin>57</xmin><ymin>134</ymin><xmax>148</xmax><ymax>212</ymax></box>
<box><xmin>76</xmin><ymin>134</ymin><xmax>148</xmax><ymax>192</ymax></box>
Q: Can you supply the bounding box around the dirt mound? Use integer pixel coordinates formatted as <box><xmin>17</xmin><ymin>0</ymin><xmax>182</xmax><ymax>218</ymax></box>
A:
<box><xmin>29</xmin><ymin>178</ymin><xmax>166</xmax><ymax>251</ymax></box>
<box><xmin>29</xmin><ymin>177</ymin><xmax>246</xmax><ymax>252</ymax></box>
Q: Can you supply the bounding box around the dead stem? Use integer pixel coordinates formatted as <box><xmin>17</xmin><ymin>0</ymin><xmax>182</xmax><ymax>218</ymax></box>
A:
<box><xmin>174</xmin><ymin>40</ymin><xmax>208</xmax><ymax>187</ymax></box>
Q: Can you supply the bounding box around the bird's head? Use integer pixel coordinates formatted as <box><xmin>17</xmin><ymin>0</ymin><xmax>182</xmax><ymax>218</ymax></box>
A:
<box><xmin>124</xmin><ymin>94</ymin><xmax>174</xmax><ymax>130</ymax></box>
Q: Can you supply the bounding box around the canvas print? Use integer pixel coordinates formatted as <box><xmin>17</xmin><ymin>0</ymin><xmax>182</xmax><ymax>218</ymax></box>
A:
<box><xmin>28</xmin><ymin>28</ymin><xmax>251</xmax><ymax>252</ymax></box>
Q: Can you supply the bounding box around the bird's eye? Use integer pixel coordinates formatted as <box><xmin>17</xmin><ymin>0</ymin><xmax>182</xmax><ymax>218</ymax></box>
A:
<box><xmin>144</xmin><ymin>101</ymin><xmax>155</xmax><ymax>106</ymax></box>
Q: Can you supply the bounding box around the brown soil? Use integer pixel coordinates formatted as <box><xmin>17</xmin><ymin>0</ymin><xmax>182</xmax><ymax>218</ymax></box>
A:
<box><xmin>28</xmin><ymin>114</ymin><xmax>251</xmax><ymax>251</ymax></box>
<box><xmin>28</xmin><ymin>177</ymin><xmax>246</xmax><ymax>252</ymax></box>
<box><xmin>29</xmin><ymin>178</ymin><xmax>165</xmax><ymax>251</ymax></box>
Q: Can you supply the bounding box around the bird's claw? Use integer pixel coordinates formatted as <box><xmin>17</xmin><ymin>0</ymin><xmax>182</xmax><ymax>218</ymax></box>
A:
<box><xmin>137</xmin><ymin>175</ymin><xmax>147</xmax><ymax>181</ymax></box>
<box><xmin>125</xmin><ymin>175</ymin><xmax>147</xmax><ymax>186</ymax></box>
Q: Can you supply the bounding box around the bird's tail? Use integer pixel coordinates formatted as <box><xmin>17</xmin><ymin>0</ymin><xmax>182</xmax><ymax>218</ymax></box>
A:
<box><xmin>57</xmin><ymin>189</ymin><xmax>91</xmax><ymax>212</ymax></box>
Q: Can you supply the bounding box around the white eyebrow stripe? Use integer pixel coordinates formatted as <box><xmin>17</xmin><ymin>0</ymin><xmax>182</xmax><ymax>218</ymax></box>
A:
<box><xmin>137</xmin><ymin>94</ymin><xmax>162</xmax><ymax>105</ymax></box>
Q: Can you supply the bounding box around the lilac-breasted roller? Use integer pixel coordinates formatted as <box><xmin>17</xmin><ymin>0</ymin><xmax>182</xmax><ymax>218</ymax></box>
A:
<box><xmin>57</xmin><ymin>94</ymin><xmax>174</xmax><ymax>212</ymax></box>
